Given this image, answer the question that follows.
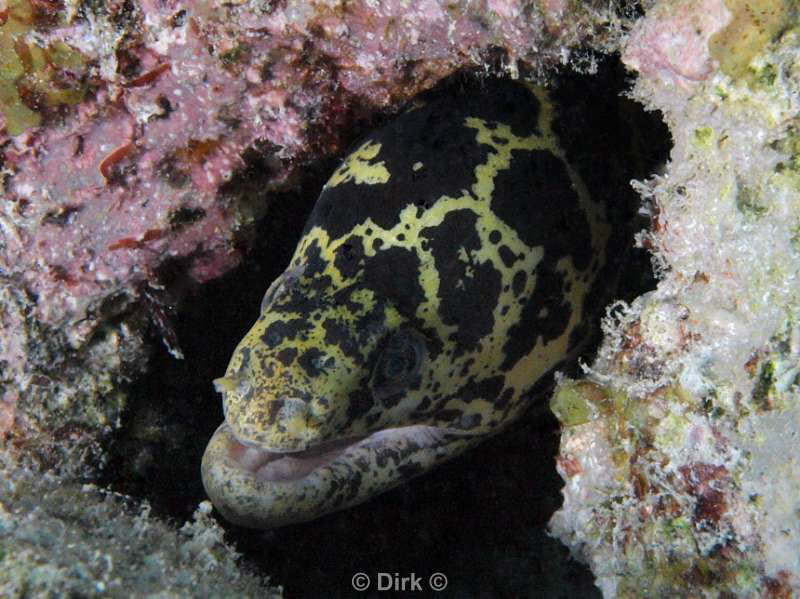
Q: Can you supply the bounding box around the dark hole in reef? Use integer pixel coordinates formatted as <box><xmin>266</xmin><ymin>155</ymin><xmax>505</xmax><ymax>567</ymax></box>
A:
<box><xmin>102</xmin><ymin>53</ymin><xmax>669</xmax><ymax>599</ymax></box>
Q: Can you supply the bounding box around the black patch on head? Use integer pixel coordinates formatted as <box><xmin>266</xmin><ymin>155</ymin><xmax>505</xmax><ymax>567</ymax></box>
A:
<box><xmin>496</xmin><ymin>387</ymin><xmax>514</xmax><ymax>410</ymax></box>
<box><xmin>234</xmin><ymin>347</ymin><xmax>252</xmax><ymax>376</ymax></box>
<box><xmin>460</xmin><ymin>375</ymin><xmax>505</xmax><ymax>404</ymax></box>
<box><xmin>361</xmin><ymin>246</ymin><xmax>425</xmax><ymax>317</ymax></box>
<box><xmin>271</xmin><ymin>253</ymin><xmax>334</xmax><ymax>314</ymax></box>
<box><xmin>498</xmin><ymin>244</ymin><xmax>518</xmax><ymax>268</ymax></box>
<box><xmin>354</xmin><ymin>308</ymin><xmax>388</xmax><ymax>348</ymax></box>
<box><xmin>501</xmin><ymin>262</ymin><xmax>572</xmax><ymax>371</ymax></box>
<box><xmin>489</xmin><ymin>230</ymin><xmax>502</xmax><ymax>244</ymax></box>
<box><xmin>261</xmin><ymin>318</ymin><xmax>311</xmax><ymax>347</ymax></box>
<box><xmin>490</xmin><ymin>149</ymin><xmax>592</xmax><ymax>271</ymax></box>
<box><xmin>454</xmin><ymin>80</ymin><xmax>540</xmax><ymax>138</ymax></box>
<box><xmin>489</xmin><ymin>82</ymin><xmax>540</xmax><ymax>137</ymax></box>
<box><xmin>411</xmin><ymin>396</ymin><xmax>432</xmax><ymax>415</ymax></box>
<box><xmin>271</xmin><ymin>274</ymin><xmax>334</xmax><ymax>317</ymax></box>
<box><xmin>331</xmin><ymin>285</ymin><xmax>365</xmax><ymax>317</ymax></box>
<box><xmin>265</xmin><ymin>397</ymin><xmax>295</xmax><ymax>427</ymax></box>
<box><xmin>275</xmin><ymin>347</ymin><xmax>297</xmax><ymax>367</ymax></box>
<box><xmin>305</xmin><ymin>274</ymin><xmax>335</xmax><ymax>301</ymax></box>
<box><xmin>421</xmin><ymin>209</ymin><xmax>501</xmax><ymax>356</ymax></box>
<box><xmin>323</xmin><ymin>318</ymin><xmax>362</xmax><ymax>362</ymax></box>
<box><xmin>301</xmin><ymin>239</ymin><xmax>328</xmax><ymax>277</ymax></box>
<box><xmin>333</xmin><ymin>235</ymin><xmax>365</xmax><ymax>280</ymax></box>
<box><xmin>435</xmin><ymin>409</ymin><xmax>462</xmax><ymax>425</ymax></box>
<box><xmin>306</xmin><ymin>80</ymin><xmax>540</xmax><ymax>241</ymax></box>
<box><xmin>346</xmin><ymin>384</ymin><xmax>374</xmax><ymax>422</ymax></box>
<box><xmin>376</xmin><ymin>389</ymin><xmax>404</xmax><ymax>408</ymax></box>
<box><xmin>416</xmin><ymin>326</ymin><xmax>443</xmax><ymax>361</ymax></box>
<box><xmin>459</xmin><ymin>357</ymin><xmax>476</xmax><ymax>377</ymax></box>
<box><xmin>297</xmin><ymin>347</ymin><xmax>326</xmax><ymax>377</ymax></box>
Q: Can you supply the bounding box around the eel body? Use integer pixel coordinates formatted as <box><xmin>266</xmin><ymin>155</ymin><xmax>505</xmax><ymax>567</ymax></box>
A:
<box><xmin>201</xmin><ymin>80</ymin><xmax>611</xmax><ymax>528</ymax></box>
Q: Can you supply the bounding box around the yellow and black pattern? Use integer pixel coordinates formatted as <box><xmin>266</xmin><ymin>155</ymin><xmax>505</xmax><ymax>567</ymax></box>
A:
<box><xmin>202</xmin><ymin>81</ymin><xmax>611</xmax><ymax>528</ymax></box>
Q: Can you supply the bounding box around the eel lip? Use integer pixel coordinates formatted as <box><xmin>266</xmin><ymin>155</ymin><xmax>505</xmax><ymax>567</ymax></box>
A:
<box><xmin>213</xmin><ymin>422</ymin><xmax>456</xmax><ymax>484</ymax></box>
<box><xmin>201</xmin><ymin>422</ymin><xmax>463</xmax><ymax>528</ymax></box>
<box><xmin>227</xmin><ymin>430</ymin><xmax>367</xmax><ymax>482</ymax></box>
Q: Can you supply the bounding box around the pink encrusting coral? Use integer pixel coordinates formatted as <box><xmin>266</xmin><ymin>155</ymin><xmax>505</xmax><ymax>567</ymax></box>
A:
<box><xmin>621</xmin><ymin>0</ymin><xmax>731</xmax><ymax>87</ymax></box>
<box><xmin>6</xmin><ymin>0</ymin><xmax>800</xmax><ymax>596</ymax></box>
<box><xmin>0</xmin><ymin>0</ymin><xmax>611</xmax><ymax>435</ymax></box>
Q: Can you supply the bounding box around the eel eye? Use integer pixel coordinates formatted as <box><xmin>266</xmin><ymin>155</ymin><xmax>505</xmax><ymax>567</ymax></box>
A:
<box><xmin>370</xmin><ymin>329</ymin><xmax>427</xmax><ymax>400</ymax></box>
<box><xmin>383</xmin><ymin>353</ymin><xmax>409</xmax><ymax>379</ymax></box>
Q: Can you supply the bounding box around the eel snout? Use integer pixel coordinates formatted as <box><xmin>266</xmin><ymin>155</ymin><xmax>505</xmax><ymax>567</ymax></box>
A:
<box><xmin>201</xmin><ymin>422</ymin><xmax>472</xmax><ymax>528</ymax></box>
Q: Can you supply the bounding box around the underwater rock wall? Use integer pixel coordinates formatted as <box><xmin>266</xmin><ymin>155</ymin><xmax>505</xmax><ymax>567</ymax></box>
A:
<box><xmin>0</xmin><ymin>453</ymin><xmax>278</xmax><ymax>597</ymax></box>
<box><xmin>0</xmin><ymin>0</ymin><xmax>616</xmax><ymax>440</ymax></box>
<box><xmin>0</xmin><ymin>1</ymin><xmax>621</xmax><ymax>596</ymax></box>
<box><xmin>550</xmin><ymin>1</ymin><xmax>800</xmax><ymax>596</ymax></box>
<box><xmin>2</xmin><ymin>0</ymin><xmax>797</xmax><ymax>596</ymax></box>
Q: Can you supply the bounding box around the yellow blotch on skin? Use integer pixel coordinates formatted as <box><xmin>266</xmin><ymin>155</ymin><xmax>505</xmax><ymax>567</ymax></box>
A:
<box><xmin>325</xmin><ymin>140</ymin><xmax>391</xmax><ymax>187</ymax></box>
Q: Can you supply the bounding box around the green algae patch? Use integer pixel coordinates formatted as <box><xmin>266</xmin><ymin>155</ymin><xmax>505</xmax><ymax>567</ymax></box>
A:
<box><xmin>550</xmin><ymin>381</ymin><xmax>610</xmax><ymax>427</ymax></box>
<box><xmin>654</xmin><ymin>410</ymin><xmax>689</xmax><ymax>449</ymax></box>
<box><xmin>615</xmin><ymin>549</ymin><xmax>763</xmax><ymax>599</ymax></box>
<box><xmin>735</xmin><ymin>180</ymin><xmax>769</xmax><ymax>218</ymax></box>
<box><xmin>752</xmin><ymin>358</ymin><xmax>777</xmax><ymax>410</ymax></box>
<box><xmin>0</xmin><ymin>0</ymin><xmax>88</xmax><ymax>135</ymax></box>
<box><xmin>693</xmin><ymin>126</ymin><xmax>714</xmax><ymax>147</ymax></box>
<box><xmin>773</xmin><ymin>121</ymin><xmax>800</xmax><ymax>181</ymax></box>
<box><xmin>709</xmin><ymin>0</ymin><xmax>796</xmax><ymax>82</ymax></box>
<box><xmin>551</xmin><ymin>384</ymin><xmax>591</xmax><ymax>426</ymax></box>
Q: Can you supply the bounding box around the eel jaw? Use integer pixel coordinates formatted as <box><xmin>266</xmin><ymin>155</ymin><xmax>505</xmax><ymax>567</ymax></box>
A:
<box><xmin>201</xmin><ymin>422</ymin><xmax>477</xmax><ymax>528</ymax></box>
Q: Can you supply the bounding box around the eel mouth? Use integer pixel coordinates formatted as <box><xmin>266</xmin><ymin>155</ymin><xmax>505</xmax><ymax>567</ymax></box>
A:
<box><xmin>226</xmin><ymin>431</ymin><xmax>368</xmax><ymax>482</ymax></box>
<box><xmin>201</xmin><ymin>422</ymin><xmax>474</xmax><ymax>528</ymax></box>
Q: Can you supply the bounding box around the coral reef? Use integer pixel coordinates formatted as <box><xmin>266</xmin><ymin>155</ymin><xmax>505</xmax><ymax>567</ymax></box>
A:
<box><xmin>0</xmin><ymin>452</ymin><xmax>280</xmax><ymax>598</ymax></box>
<box><xmin>2</xmin><ymin>0</ymin><xmax>797</xmax><ymax>596</ymax></box>
<box><xmin>0</xmin><ymin>0</ymin><xmax>88</xmax><ymax>135</ymax></box>
<box><xmin>0</xmin><ymin>1</ymin><xmax>630</xmax><ymax>596</ymax></box>
<box><xmin>550</xmin><ymin>0</ymin><xmax>800</xmax><ymax>596</ymax></box>
<box><xmin>0</xmin><ymin>0</ymin><xmax>621</xmax><ymax>441</ymax></box>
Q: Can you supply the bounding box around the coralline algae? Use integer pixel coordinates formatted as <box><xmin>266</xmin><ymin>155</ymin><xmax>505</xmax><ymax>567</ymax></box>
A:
<box><xmin>550</xmin><ymin>1</ymin><xmax>800</xmax><ymax>596</ymax></box>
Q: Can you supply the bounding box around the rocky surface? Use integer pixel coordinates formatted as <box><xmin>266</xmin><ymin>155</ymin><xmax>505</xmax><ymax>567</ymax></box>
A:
<box><xmin>2</xmin><ymin>0</ymin><xmax>797</xmax><ymax>597</ymax></box>
<box><xmin>550</xmin><ymin>1</ymin><xmax>800</xmax><ymax>596</ymax></box>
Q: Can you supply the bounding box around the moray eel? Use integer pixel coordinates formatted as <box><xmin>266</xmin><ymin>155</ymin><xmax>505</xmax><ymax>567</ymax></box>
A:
<box><xmin>202</xmin><ymin>80</ymin><xmax>611</xmax><ymax>528</ymax></box>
